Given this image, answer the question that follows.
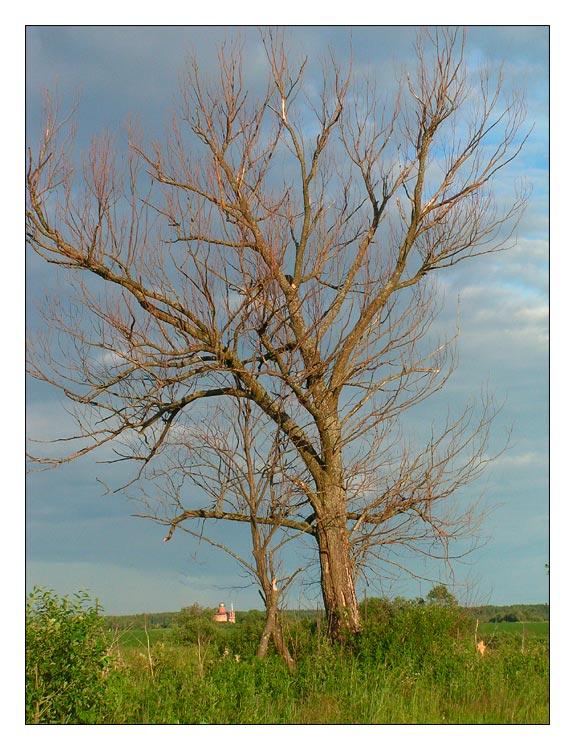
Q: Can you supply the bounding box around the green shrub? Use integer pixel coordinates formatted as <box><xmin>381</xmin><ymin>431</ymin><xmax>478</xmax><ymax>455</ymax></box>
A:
<box><xmin>355</xmin><ymin>599</ymin><xmax>474</xmax><ymax>674</ymax></box>
<box><xmin>426</xmin><ymin>584</ymin><xmax>458</xmax><ymax>608</ymax></box>
<box><xmin>26</xmin><ymin>587</ymin><xmax>111</xmax><ymax>724</ymax></box>
<box><xmin>171</xmin><ymin>603</ymin><xmax>263</xmax><ymax>659</ymax></box>
<box><xmin>171</xmin><ymin>603</ymin><xmax>219</xmax><ymax>645</ymax></box>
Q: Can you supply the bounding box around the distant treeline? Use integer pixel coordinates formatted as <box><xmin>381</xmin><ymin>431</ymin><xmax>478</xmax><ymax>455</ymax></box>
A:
<box><xmin>105</xmin><ymin>600</ymin><xmax>549</xmax><ymax>630</ymax></box>
<box><xmin>106</xmin><ymin>611</ymin><xmax>178</xmax><ymax>630</ymax></box>
<box><xmin>105</xmin><ymin>608</ymin><xmax>315</xmax><ymax>630</ymax></box>
<box><xmin>467</xmin><ymin>603</ymin><xmax>549</xmax><ymax>623</ymax></box>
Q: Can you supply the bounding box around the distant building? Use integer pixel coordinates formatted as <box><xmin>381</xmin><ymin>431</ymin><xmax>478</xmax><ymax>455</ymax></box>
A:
<box><xmin>213</xmin><ymin>602</ymin><xmax>235</xmax><ymax>624</ymax></box>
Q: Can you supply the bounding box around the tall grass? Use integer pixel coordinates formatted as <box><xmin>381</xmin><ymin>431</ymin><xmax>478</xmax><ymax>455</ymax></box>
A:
<box><xmin>101</xmin><ymin>605</ymin><xmax>549</xmax><ymax>724</ymax></box>
<box><xmin>101</xmin><ymin>638</ymin><xmax>548</xmax><ymax>724</ymax></box>
<box><xmin>27</xmin><ymin>591</ymin><xmax>549</xmax><ymax>725</ymax></box>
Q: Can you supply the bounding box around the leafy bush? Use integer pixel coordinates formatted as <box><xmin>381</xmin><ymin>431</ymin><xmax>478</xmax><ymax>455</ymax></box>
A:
<box><xmin>171</xmin><ymin>603</ymin><xmax>219</xmax><ymax>645</ymax></box>
<box><xmin>26</xmin><ymin>587</ymin><xmax>111</xmax><ymax>724</ymax></box>
<box><xmin>355</xmin><ymin>599</ymin><xmax>474</xmax><ymax>673</ymax></box>
<box><xmin>359</xmin><ymin>597</ymin><xmax>396</xmax><ymax>625</ymax></box>
<box><xmin>235</xmin><ymin>609</ymin><xmax>267</xmax><ymax>626</ymax></box>
<box><xmin>426</xmin><ymin>584</ymin><xmax>458</xmax><ymax>608</ymax></box>
<box><xmin>171</xmin><ymin>603</ymin><xmax>260</xmax><ymax>658</ymax></box>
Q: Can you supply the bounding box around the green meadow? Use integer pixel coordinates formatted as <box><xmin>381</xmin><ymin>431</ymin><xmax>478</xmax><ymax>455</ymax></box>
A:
<box><xmin>26</xmin><ymin>589</ymin><xmax>549</xmax><ymax>725</ymax></box>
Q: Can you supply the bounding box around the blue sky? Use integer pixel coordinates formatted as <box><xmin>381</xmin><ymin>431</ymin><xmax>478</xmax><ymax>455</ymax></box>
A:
<box><xmin>24</xmin><ymin>25</ymin><xmax>549</xmax><ymax>616</ymax></box>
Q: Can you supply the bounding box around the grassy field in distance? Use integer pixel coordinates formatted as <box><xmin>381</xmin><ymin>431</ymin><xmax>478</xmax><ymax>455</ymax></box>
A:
<box><xmin>478</xmin><ymin>621</ymin><xmax>549</xmax><ymax>636</ymax></box>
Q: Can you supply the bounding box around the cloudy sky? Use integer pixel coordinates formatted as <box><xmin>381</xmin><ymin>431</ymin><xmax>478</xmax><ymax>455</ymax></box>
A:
<box><xmin>24</xmin><ymin>24</ymin><xmax>549</xmax><ymax>616</ymax></box>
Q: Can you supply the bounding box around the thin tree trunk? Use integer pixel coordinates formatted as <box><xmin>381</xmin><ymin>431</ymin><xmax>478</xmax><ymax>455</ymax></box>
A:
<box><xmin>272</xmin><ymin>621</ymin><xmax>295</xmax><ymax>671</ymax></box>
<box><xmin>256</xmin><ymin>585</ymin><xmax>295</xmax><ymax>670</ymax></box>
<box><xmin>256</xmin><ymin>614</ymin><xmax>274</xmax><ymax>659</ymax></box>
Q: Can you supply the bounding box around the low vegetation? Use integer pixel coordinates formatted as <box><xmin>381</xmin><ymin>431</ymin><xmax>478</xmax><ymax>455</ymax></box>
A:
<box><xmin>25</xmin><ymin>587</ymin><xmax>112</xmax><ymax>723</ymax></box>
<box><xmin>26</xmin><ymin>587</ymin><xmax>549</xmax><ymax>725</ymax></box>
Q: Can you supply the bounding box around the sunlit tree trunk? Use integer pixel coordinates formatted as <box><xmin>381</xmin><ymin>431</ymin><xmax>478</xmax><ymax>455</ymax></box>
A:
<box><xmin>316</xmin><ymin>514</ymin><xmax>361</xmax><ymax>638</ymax></box>
<box><xmin>256</xmin><ymin>581</ymin><xmax>295</xmax><ymax>670</ymax></box>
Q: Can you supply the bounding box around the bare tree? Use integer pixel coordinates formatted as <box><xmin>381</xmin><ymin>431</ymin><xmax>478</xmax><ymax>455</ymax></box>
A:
<box><xmin>144</xmin><ymin>395</ymin><xmax>301</xmax><ymax>668</ymax></box>
<box><xmin>26</xmin><ymin>27</ymin><xmax>528</xmax><ymax>639</ymax></box>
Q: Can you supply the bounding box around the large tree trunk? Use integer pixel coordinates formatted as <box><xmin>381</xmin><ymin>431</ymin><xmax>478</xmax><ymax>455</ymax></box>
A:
<box><xmin>315</xmin><ymin>485</ymin><xmax>362</xmax><ymax>640</ymax></box>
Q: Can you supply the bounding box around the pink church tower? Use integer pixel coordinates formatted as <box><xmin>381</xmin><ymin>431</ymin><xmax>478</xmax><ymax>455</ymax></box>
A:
<box><xmin>213</xmin><ymin>602</ymin><xmax>235</xmax><ymax>623</ymax></box>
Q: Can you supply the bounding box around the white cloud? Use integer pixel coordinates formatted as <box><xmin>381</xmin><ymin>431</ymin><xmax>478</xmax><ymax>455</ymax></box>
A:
<box><xmin>493</xmin><ymin>450</ymin><xmax>548</xmax><ymax>470</ymax></box>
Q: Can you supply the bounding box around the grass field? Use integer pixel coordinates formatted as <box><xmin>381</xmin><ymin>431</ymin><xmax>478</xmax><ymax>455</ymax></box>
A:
<box><xmin>105</xmin><ymin>636</ymin><xmax>548</xmax><ymax>724</ymax></box>
<box><xmin>478</xmin><ymin>621</ymin><xmax>549</xmax><ymax>636</ymax></box>
<box><xmin>101</xmin><ymin>619</ymin><xmax>548</xmax><ymax>724</ymax></box>
<box><xmin>27</xmin><ymin>593</ymin><xmax>550</xmax><ymax>725</ymax></box>
<box><xmin>115</xmin><ymin>627</ymin><xmax>171</xmax><ymax>648</ymax></box>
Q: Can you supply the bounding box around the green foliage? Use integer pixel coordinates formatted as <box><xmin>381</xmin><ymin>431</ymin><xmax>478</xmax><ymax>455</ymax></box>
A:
<box><xmin>115</xmin><ymin>627</ymin><xmax>170</xmax><ymax>648</ymax></box>
<box><xmin>172</xmin><ymin>603</ymin><xmax>219</xmax><ymax>645</ymax></box>
<box><xmin>426</xmin><ymin>584</ymin><xmax>457</xmax><ymax>607</ymax></box>
<box><xmin>490</xmin><ymin>612</ymin><xmax>522</xmax><ymax>622</ymax></box>
<box><xmin>100</xmin><ymin>608</ymin><xmax>548</xmax><ymax>724</ymax></box>
<box><xmin>26</xmin><ymin>587</ymin><xmax>111</xmax><ymax>724</ymax></box>
<box><xmin>479</xmin><ymin>621</ymin><xmax>549</xmax><ymax>637</ymax></box>
<box><xmin>359</xmin><ymin>596</ymin><xmax>396</xmax><ymax>625</ymax></box>
<box><xmin>235</xmin><ymin>609</ymin><xmax>266</xmax><ymax>626</ymax></box>
<box><xmin>468</xmin><ymin>603</ymin><xmax>549</xmax><ymax>622</ymax></box>
<box><xmin>26</xmin><ymin>591</ymin><xmax>549</xmax><ymax>724</ymax></box>
<box><xmin>171</xmin><ymin>603</ymin><xmax>263</xmax><ymax>659</ymax></box>
<box><xmin>107</xmin><ymin>611</ymin><xmax>177</xmax><ymax>630</ymax></box>
<box><xmin>355</xmin><ymin>599</ymin><xmax>474</xmax><ymax>675</ymax></box>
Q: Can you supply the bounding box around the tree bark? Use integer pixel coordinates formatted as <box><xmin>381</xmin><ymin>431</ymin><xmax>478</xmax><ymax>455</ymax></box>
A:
<box><xmin>314</xmin><ymin>484</ymin><xmax>361</xmax><ymax>639</ymax></box>
<box><xmin>256</xmin><ymin>585</ymin><xmax>295</xmax><ymax>670</ymax></box>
